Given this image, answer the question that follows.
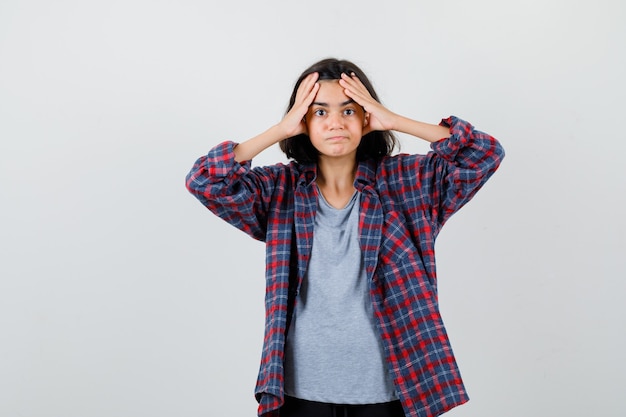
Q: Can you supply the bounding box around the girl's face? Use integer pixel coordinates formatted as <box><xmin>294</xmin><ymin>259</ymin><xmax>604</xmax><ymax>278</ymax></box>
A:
<box><xmin>304</xmin><ymin>80</ymin><xmax>367</xmax><ymax>161</ymax></box>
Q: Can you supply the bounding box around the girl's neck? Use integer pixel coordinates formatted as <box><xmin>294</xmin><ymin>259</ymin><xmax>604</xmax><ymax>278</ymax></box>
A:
<box><xmin>316</xmin><ymin>157</ymin><xmax>357</xmax><ymax>209</ymax></box>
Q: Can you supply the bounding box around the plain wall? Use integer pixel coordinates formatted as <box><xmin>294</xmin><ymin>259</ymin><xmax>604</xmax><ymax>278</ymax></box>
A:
<box><xmin>1</xmin><ymin>0</ymin><xmax>625</xmax><ymax>416</ymax></box>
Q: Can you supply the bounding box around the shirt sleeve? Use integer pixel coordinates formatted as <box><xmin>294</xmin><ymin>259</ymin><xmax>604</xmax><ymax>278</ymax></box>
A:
<box><xmin>430</xmin><ymin>115</ymin><xmax>505</xmax><ymax>228</ymax></box>
<box><xmin>395</xmin><ymin>116</ymin><xmax>505</xmax><ymax>232</ymax></box>
<box><xmin>185</xmin><ymin>141</ymin><xmax>282</xmax><ymax>242</ymax></box>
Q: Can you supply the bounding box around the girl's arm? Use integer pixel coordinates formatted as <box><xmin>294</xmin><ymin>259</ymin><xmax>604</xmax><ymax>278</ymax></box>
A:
<box><xmin>186</xmin><ymin>73</ymin><xmax>320</xmax><ymax>240</ymax></box>
<box><xmin>233</xmin><ymin>72</ymin><xmax>320</xmax><ymax>162</ymax></box>
<box><xmin>389</xmin><ymin>116</ymin><xmax>451</xmax><ymax>143</ymax></box>
<box><xmin>339</xmin><ymin>72</ymin><xmax>450</xmax><ymax>143</ymax></box>
<box><xmin>340</xmin><ymin>73</ymin><xmax>504</xmax><ymax>229</ymax></box>
<box><xmin>186</xmin><ymin>141</ymin><xmax>290</xmax><ymax>242</ymax></box>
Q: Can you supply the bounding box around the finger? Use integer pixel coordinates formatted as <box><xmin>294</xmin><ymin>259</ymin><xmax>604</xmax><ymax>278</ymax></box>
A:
<box><xmin>340</xmin><ymin>74</ymin><xmax>373</xmax><ymax>104</ymax></box>
<box><xmin>291</xmin><ymin>81</ymin><xmax>319</xmax><ymax>123</ymax></box>
<box><xmin>340</xmin><ymin>72</ymin><xmax>367</xmax><ymax>93</ymax></box>
<box><xmin>305</xmin><ymin>81</ymin><xmax>320</xmax><ymax>103</ymax></box>
<box><xmin>296</xmin><ymin>72</ymin><xmax>319</xmax><ymax>102</ymax></box>
<box><xmin>296</xmin><ymin>82</ymin><xmax>319</xmax><ymax>118</ymax></box>
<box><xmin>341</xmin><ymin>83</ymin><xmax>373</xmax><ymax>111</ymax></box>
<box><xmin>339</xmin><ymin>73</ymin><xmax>357</xmax><ymax>91</ymax></box>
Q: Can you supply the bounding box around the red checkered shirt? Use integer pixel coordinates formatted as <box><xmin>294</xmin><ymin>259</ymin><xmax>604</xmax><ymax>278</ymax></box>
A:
<box><xmin>186</xmin><ymin>116</ymin><xmax>505</xmax><ymax>417</ymax></box>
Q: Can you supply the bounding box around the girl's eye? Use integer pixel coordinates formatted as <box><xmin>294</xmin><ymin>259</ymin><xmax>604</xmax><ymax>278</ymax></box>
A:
<box><xmin>344</xmin><ymin>108</ymin><xmax>355</xmax><ymax>116</ymax></box>
<box><xmin>314</xmin><ymin>109</ymin><xmax>326</xmax><ymax>116</ymax></box>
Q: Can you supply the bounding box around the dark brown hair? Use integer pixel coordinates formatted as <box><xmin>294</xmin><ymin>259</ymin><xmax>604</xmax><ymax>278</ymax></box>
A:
<box><xmin>279</xmin><ymin>58</ymin><xmax>397</xmax><ymax>163</ymax></box>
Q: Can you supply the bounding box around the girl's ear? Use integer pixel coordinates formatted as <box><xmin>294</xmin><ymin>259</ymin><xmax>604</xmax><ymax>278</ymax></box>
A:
<box><xmin>363</xmin><ymin>113</ymin><xmax>369</xmax><ymax>127</ymax></box>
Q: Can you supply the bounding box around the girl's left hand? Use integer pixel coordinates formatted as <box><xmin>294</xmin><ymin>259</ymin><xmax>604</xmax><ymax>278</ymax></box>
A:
<box><xmin>339</xmin><ymin>72</ymin><xmax>398</xmax><ymax>135</ymax></box>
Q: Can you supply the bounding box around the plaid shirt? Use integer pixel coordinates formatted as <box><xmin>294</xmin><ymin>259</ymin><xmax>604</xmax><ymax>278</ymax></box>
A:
<box><xmin>186</xmin><ymin>116</ymin><xmax>504</xmax><ymax>417</ymax></box>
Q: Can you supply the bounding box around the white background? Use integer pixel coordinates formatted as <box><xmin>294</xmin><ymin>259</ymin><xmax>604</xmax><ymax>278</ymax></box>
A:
<box><xmin>1</xmin><ymin>0</ymin><xmax>625</xmax><ymax>416</ymax></box>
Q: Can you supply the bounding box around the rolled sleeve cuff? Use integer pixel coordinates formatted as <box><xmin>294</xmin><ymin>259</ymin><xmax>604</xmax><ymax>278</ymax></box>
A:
<box><xmin>431</xmin><ymin>116</ymin><xmax>474</xmax><ymax>162</ymax></box>
<box><xmin>205</xmin><ymin>141</ymin><xmax>251</xmax><ymax>181</ymax></box>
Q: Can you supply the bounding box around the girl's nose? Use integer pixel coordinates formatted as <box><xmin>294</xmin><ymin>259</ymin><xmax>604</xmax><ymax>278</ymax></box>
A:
<box><xmin>327</xmin><ymin>112</ymin><xmax>343</xmax><ymax>129</ymax></box>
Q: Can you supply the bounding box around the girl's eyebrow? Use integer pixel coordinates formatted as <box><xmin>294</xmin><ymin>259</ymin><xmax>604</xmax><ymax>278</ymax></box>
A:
<box><xmin>311</xmin><ymin>99</ymin><xmax>356</xmax><ymax>107</ymax></box>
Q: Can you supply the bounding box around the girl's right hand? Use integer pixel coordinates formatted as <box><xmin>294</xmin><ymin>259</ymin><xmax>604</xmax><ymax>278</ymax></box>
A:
<box><xmin>233</xmin><ymin>73</ymin><xmax>319</xmax><ymax>162</ymax></box>
<box><xmin>277</xmin><ymin>72</ymin><xmax>319</xmax><ymax>139</ymax></box>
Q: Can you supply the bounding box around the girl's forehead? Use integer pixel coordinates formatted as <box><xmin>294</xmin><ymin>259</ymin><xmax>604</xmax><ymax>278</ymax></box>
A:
<box><xmin>317</xmin><ymin>79</ymin><xmax>340</xmax><ymax>88</ymax></box>
<box><xmin>315</xmin><ymin>80</ymin><xmax>349</xmax><ymax>101</ymax></box>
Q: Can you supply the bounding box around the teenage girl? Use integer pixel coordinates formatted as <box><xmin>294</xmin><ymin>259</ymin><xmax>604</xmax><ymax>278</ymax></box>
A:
<box><xmin>186</xmin><ymin>58</ymin><xmax>505</xmax><ymax>417</ymax></box>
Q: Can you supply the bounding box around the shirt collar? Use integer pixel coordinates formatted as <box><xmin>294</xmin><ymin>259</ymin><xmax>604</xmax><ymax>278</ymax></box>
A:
<box><xmin>354</xmin><ymin>158</ymin><xmax>377</xmax><ymax>191</ymax></box>
<box><xmin>298</xmin><ymin>162</ymin><xmax>317</xmax><ymax>187</ymax></box>
<box><xmin>297</xmin><ymin>158</ymin><xmax>378</xmax><ymax>190</ymax></box>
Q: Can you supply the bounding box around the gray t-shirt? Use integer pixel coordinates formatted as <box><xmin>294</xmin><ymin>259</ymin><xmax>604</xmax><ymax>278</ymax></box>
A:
<box><xmin>284</xmin><ymin>188</ymin><xmax>397</xmax><ymax>404</ymax></box>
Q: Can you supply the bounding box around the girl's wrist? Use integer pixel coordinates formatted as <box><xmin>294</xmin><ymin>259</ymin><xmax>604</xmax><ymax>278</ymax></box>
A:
<box><xmin>273</xmin><ymin>122</ymin><xmax>294</xmax><ymax>143</ymax></box>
